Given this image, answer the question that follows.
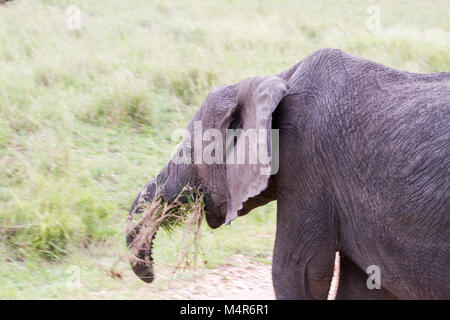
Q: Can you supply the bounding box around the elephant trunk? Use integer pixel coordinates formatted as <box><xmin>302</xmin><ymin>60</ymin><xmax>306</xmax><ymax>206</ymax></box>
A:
<box><xmin>126</xmin><ymin>162</ymin><xmax>190</xmax><ymax>283</ymax></box>
<box><xmin>127</xmin><ymin>229</ymin><xmax>157</xmax><ymax>283</ymax></box>
<box><xmin>126</xmin><ymin>181</ymin><xmax>158</xmax><ymax>283</ymax></box>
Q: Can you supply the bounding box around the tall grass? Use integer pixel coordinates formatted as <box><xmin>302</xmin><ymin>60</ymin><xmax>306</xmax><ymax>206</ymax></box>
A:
<box><xmin>0</xmin><ymin>0</ymin><xmax>449</xmax><ymax>298</ymax></box>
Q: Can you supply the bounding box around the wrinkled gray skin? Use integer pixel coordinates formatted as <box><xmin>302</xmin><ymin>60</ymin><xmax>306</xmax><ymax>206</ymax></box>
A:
<box><xmin>126</xmin><ymin>48</ymin><xmax>450</xmax><ymax>299</ymax></box>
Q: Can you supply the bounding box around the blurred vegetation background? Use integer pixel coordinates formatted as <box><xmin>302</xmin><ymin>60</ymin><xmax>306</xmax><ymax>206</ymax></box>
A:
<box><xmin>0</xmin><ymin>0</ymin><xmax>448</xmax><ymax>298</ymax></box>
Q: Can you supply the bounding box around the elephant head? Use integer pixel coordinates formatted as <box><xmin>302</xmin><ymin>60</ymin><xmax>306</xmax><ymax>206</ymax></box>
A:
<box><xmin>126</xmin><ymin>75</ymin><xmax>289</xmax><ymax>283</ymax></box>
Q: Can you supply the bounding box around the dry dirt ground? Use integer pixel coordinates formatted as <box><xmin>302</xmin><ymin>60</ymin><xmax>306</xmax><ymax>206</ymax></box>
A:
<box><xmin>156</xmin><ymin>254</ymin><xmax>339</xmax><ymax>300</ymax></box>
<box><xmin>162</xmin><ymin>255</ymin><xmax>275</xmax><ymax>300</ymax></box>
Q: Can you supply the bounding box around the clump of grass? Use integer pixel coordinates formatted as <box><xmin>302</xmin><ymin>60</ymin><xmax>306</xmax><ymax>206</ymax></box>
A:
<box><xmin>127</xmin><ymin>186</ymin><xmax>206</xmax><ymax>275</ymax></box>
<box><xmin>83</xmin><ymin>77</ymin><xmax>154</xmax><ymax>126</ymax></box>
<box><xmin>0</xmin><ymin>176</ymin><xmax>118</xmax><ymax>259</ymax></box>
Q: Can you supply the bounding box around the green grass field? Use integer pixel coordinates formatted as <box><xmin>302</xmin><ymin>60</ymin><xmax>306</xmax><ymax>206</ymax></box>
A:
<box><xmin>0</xmin><ymin>0</ymin><xmax>448</xmax><ymax>299</ymax></box>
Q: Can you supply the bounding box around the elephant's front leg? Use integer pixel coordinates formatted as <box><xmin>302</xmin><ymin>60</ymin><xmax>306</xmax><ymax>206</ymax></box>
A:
<box><xmin>272</xmin><ymin>195</ymin><xmax>338</xmax><ymax>300</ymax></box>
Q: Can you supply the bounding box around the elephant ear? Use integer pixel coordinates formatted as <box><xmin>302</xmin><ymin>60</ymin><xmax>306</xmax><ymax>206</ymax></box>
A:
<box><xmin>221</xmin><ymin>76</ymin><xmax>288</xmax><ymax>224</ymax></box>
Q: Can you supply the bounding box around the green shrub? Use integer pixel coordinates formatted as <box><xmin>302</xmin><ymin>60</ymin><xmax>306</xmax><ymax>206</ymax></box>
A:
<box><xmin>1</xmin><ymin>176</ymin><xmax>118</xmax><ymax>258</ymax></box>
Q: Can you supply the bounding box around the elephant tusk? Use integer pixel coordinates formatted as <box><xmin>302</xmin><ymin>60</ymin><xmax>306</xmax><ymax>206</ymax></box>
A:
<box><xmin>327</xmin><ymin>251</ymin><xmax>340</xmax><ymax>300</ymax></box>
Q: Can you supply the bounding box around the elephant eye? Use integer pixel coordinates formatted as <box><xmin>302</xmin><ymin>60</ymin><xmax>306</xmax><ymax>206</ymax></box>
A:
<box><xmin>181</xmin><ymin>140</ymin><xmax>192</xmax><ymax>158</ymax></box>
<box><xmin>183</xmin><ymin>141</ymin><xmax>192</xmax><ymax>151</ymax></box>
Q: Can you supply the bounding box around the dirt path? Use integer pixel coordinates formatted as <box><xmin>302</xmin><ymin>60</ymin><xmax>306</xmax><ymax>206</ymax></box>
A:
<box><xmin>157</xmin><ymin>253</ymin><xmax>339</xmax><ymax>300</ymax></box>
<box><xmin>162</xmin><ymin>255</ymin><xmax>275</xmax><ymax>300</ymax></box>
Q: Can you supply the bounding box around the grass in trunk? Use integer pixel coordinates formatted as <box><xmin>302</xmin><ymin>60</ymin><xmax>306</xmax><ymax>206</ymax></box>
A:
<box><xmin>126</xmin><ymin>186</ymin><xmax>206</xmax><ymax>274</ymax></box>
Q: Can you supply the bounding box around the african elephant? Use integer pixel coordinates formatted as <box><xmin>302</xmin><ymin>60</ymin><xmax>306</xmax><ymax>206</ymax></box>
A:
<box><xmin>126</xmin><ymin>48</ymin><xmax>450</xmax><ymax>299</ymax></box>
